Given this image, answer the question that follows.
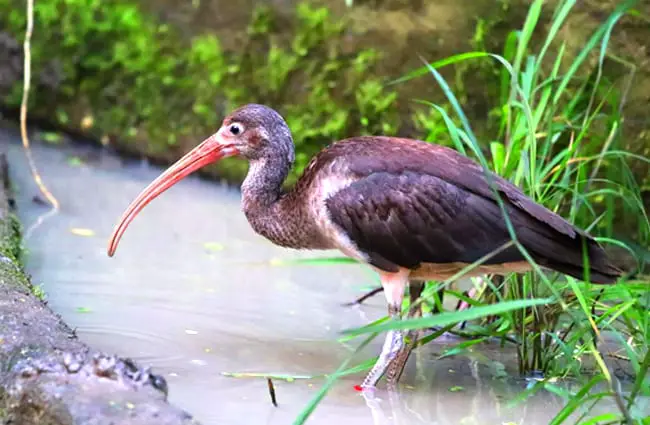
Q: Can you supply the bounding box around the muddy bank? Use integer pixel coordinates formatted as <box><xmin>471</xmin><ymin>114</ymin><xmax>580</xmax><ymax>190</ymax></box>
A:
<box><xmin>0</xmin><ymin>153</ymin><xmax>199</xmax><ymax>424</ymax></box>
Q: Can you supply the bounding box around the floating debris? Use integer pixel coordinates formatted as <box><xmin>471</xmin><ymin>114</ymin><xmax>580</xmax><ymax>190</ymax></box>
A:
<box><xmin>202</xmin><ymin>241</ymin><xmax>225</xmax><ymax>252</ymax></box>
<box><xmin>184</xmin><ymin>329</ymin><xmax>198</xmax><ymax>335</ymax></box>
<box><xmin>76</xmin><ymin>307</ymin><xmax>92</xmax><ymax>313</ymax></box>
<box><xmin>31</xmin><ymin>195</ymin><xmax>47</xmax><ymax>205</ymax></box>
<box><xmin>222</xmin><ymin>371</ymin><xmax>311</xmax><ymax>381</ymax></box>
<box><xmin>41</xmin><ymin>131</ymin><xmax>62</xmax><ymax>144</ymax></box>
<box><xmin>67</xmin><ymin>156</ymin><xmax>84</xmax><ymax>167</ymax></box>
<box><xmin>80</xmin><ymin>115</ymin><xmax>94</xmax><ymax>130</ymax></box>
<box><xmin>70</xmin><ymin>228</ymin><xmax>95</xmax><ymax>237</ymax></box>
<box><xmin>267</xmin><ymin>378</ymin><xmax>278</xmax><ymax>407</ymax></box>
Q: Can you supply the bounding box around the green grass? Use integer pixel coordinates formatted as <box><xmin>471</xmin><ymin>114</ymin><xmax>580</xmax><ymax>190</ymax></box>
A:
<box><xmin>291</xmin><ymin>1</ymin><xmax>650</xmax><ymax>424</ymax></box>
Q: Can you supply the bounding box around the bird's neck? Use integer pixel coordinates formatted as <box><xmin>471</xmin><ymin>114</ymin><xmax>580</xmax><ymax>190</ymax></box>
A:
<box><xmin>241</xmin><ymin>155</ymin><xmax>287</xmax><ymax>210</ymax></box>
<box><xmin>241</xmin><ymin>154</ymin><xmax>317</xmax><ymax>249</ymax></box>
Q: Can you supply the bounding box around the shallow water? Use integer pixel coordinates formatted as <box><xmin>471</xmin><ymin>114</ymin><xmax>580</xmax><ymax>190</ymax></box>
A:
<box><xmin>0</xmin><ymin>127</ymin><xmax>626</xmax><ymax>424</ymax></box>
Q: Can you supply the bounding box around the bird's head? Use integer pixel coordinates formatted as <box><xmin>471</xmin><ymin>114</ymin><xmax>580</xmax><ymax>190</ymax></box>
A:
<box><xmin>106</xmin><ymin>103</ymin><xmax>293</xmax><ymax>257</ymax></box>
<box><xmin>222</xmin><ymin>103</ymin><xmax>295</xmax><ymax>163</ymax></box>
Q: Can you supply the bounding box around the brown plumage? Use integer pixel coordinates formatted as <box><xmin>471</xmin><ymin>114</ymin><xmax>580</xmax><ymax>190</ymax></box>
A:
<box><xmin>306</xmin><ymin>137</ymin><xmax>621</xmax><ymax>284</ymax></box>
<box><xmin>106</xmin><ymin>103</ymin><xmax>623</xmax><ymax>390</ymax></box>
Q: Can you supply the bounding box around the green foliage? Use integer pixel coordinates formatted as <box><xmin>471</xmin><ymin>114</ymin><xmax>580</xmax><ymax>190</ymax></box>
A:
<box><xmin>293</xmin><ymin>0</ymin><xmax>650</xmax><ymax>423</ymax></box>
<box><xmin>0</xmin><ymin>0</ymin><xmax>400</xmax><ymax>181</ymax></box>
<box><xmin>0</xmin><ymin>212</ymin><xmax>24</xmax><ymax>265</ymax></box>
<box><xmin>225</xmin><ymin>3</ymin><xmax>401</xmax><ymax>181</ymax></box>
<box><xmin>402</xmin><ymin>1</ymin><xmax>650</xmax><ymax>422</ymax></box>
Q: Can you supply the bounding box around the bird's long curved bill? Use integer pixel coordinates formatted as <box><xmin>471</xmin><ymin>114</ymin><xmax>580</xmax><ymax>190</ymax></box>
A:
<box><xmin>107</xmin><ymin>135</ymin><xmax>238</xmax><ymax>257</ymax></box>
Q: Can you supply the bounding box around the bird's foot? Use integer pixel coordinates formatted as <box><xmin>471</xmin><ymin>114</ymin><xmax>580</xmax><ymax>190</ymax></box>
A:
<box><xmin>359</xmin><ymin>329</ymin><xmax>404</xmax><ymax>390</ymax></box>
<box><xmin>385</xmin><ymin>329</ymin><xmax>420</xmax><ymax>388</ymax></box>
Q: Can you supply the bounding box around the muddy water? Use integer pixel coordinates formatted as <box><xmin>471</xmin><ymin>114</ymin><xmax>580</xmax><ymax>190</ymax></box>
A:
<box><xmin>0</xmin><ymin>128</ymin><xmax>598</xmax><ymax>424</ymax></box>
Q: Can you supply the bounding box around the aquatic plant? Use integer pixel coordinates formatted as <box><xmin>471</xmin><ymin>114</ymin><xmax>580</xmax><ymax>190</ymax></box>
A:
<box><xmin>293</xmin><ymin>1</ymin><xmax>650</xmax><ymax>423</ymax></box>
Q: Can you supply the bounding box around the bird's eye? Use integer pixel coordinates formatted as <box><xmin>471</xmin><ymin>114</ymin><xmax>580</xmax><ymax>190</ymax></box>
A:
<box><xmin>229</xmin><ymin>123</ymin><xmax>243</xmax><ymax>136</ymax></box>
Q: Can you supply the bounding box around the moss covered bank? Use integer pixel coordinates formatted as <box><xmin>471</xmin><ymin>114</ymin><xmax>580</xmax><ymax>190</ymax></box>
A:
<box><xmin>0</xmin><ymin>0</ymin><xmax>648</xmax><ymax>191</ymax></box>
<box><xmin>0</xmin><ymin>149</ymin><xmax>200</xmax><ymax>424</ymax></box>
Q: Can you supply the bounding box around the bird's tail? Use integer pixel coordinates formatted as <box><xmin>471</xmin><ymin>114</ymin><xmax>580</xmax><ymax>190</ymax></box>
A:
<box><xmin>543</xmin><ymin>257</ymin><xmax>623</xmax><ymax>284</ymax></box>
<box><xmin>536</xmin><ymin>235</ymin><xmax>628</xmax><ymax>284</ymax></box>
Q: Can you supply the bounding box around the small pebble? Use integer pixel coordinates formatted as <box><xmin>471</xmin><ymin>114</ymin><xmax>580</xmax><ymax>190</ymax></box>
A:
<box><xmin>94</xmin><ymin>354</ymin><xmax>117</xmax><ymax>377</ymax></box>
<box><xmin>32</xmin><ymin>195</ymin><xmax>47</xmax><ymax>205</ymax></box>
<box><xmin>63</xmin><ymin>352</ymin><xmax>84</xmax><ymax>373</ymax></box>
<box><xmin>150</xmin><ymin>374</ymin><xmax>169</xmax><ymax>397</ymax></box>
<box><xmin>19</xmin><ymin>365</ymin><xmax>37</xmax><ymax>378</ymax></box>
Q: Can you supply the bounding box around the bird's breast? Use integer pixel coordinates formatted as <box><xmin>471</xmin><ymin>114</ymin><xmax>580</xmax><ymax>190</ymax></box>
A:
<box><xmin>305</xmin><ymin>168</ymin><xmax>369</xmax><ymax>261</ymax></box>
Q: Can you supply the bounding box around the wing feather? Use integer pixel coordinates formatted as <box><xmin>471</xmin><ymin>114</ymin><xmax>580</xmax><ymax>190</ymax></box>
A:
<box><xmin>325</xmin><ymin>170</ymin><xmax>621</xmax><ymax>283</ymax></box>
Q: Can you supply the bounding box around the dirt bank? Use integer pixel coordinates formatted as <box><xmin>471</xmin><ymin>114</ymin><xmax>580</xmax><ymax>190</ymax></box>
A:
<box><xmin>0</xmin><ymin>153</ymin><xmax>201</xmax><ymax>425</ymax></box>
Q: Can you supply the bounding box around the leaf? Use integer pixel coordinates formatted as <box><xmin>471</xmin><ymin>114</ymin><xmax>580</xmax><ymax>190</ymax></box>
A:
<box><xmin>202</xmin><ymin>242</ymin><xmax>224</xmax><ymax>252</ymax></box>
<box><xmin>80</xmin><ymin>115</ymin><xmax>94</xmax><ymax>130</ymax></box>
<box><xmin>70</xmin><ymin>228</ymin><xmax>95</xmax><ymax>237</ymax></box>
<box><xmin>293</xmin><ymin>334</ymin><xmax>376</xmax><ymax>425</ymax></box>
<box><xmin>490</xmin><ymin>141</ymin><xmax>506</xmax><ymax>174</ymax></box>
<box><xmin>76</xmin><ymin>307</ymin><xmax>92</xmax><ymax>313</ymax></box>
<box><xmin>222</xmin><ymin>371</ymin><xmax>315</xmax><ymax>381</ymax></box>
<box><xmin>271</xmin><ymin>256</ymin><xmax>360</xmax><ymax>266</ymax></box>
<box><xmin>341</xmin><ymin>297</ymin><xmax>555</xmax><ymax>337</ymax></box>
<box><xmin>67</xmin><ymin>156</ymin><xmax>84</xmax><ymax>167</ymax></box>
<box><xmin>41</xmin><ymin>132</ymin><xmax>62</xmax><ymax>144</ymax></box>
<box><xmin>390</xmin><ymin>51</ymin><xmax>490</xmax><ymax>86</ymax></box>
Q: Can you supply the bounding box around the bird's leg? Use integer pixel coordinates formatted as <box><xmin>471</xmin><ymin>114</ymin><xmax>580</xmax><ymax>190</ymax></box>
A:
<box><xmin>342</xmin><ymin>287</ymin><xmax>383</xmax><ymax>307</ymax></box>
<box><xmin>456</xmin><ymin>285</ymin><xmax>478</xmax><ymax>330</ymax></box>
<box><xmin>360</xmin><ymin>268</ymin><xmax>409</xmax><ymax>390</ymax></box>
<box><xmin>456</xmin><ymin>280</ymin><xmax>481</xmax><ymax>312</ymax></box>
<box><xmin>385</xmin><ymin>280</ymin><xmax>425</xmax><ymax>388</ymax></box>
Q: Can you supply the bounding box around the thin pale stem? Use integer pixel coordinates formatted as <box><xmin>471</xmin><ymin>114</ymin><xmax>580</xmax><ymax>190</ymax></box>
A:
<box><xmin>20</xmin><ymin>0</ymin><xmax>59</xmax><ymax>211</ymax></box>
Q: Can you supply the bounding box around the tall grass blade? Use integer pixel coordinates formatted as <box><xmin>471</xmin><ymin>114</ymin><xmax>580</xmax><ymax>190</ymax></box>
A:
<box><xmin>341</xmin><ymin>297</ymin><xmax>554</xmax><ymax>336</ymax></box>
<box><xmin>553</xmin><ymin>0</ymin><xmax>638</xmax><ymax>105</ymax></box>
<box><xmin>389</xmin><ymin>52</ymin><xmax>490</xmax><ymax>85</ymax></box>
<box><xmin>293</xmin><ymin>333</ymin><xmax>376</xmax><ymax>425</ymax></box>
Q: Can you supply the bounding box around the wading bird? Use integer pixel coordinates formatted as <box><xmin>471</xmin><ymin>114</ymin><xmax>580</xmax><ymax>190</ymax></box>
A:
<box><xmin>107</xmin><ymin>104</ymin><xmax>623</xmax><ymax>390</ymax></box>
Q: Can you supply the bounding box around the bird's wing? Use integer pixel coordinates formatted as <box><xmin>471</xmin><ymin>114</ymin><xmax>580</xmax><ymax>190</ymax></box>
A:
<box><xmin>325</xmin><ymin>170</ymin><xmax>611</xmax><ymax>280</ymax></box>
<box><xmin>337</xmin><ymin>137</ymin><xmax>580</xmax><ymax>240</ymax></box>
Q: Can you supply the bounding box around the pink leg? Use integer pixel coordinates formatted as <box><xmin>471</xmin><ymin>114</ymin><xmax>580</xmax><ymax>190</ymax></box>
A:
<box><xmin>385</xmin><ymin>280</ymin><xmax>424</xmax><ymax>387</ymax></box>
<box><xmin>456</xmin><ymin>286</ymin><xmax>478</xmax><ymax>311</ymax></box>
<box><xmin>360</xmin><ymin>268</ymin><xmax>410</xmax><ymax>390</ymax></box>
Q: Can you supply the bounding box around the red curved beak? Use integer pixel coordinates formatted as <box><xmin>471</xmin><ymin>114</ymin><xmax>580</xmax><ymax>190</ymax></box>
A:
<box><xmin>107</xmin><ymin>133</ymin><xmax>239</xmax><ymax>257</ymax></box>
